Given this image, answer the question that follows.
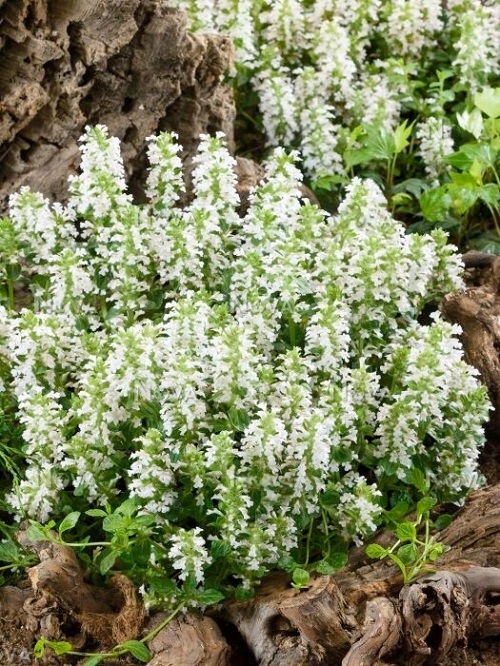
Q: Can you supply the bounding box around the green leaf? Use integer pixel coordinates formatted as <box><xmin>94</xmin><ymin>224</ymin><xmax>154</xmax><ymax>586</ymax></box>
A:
<box><xmin>419</xmin><ymin>187</ymin><xmax>452</xmax><ymax>222</ymax></box>
<box><xmin>234</xmin><ymin>586</ymin><xmax>254</xmax><ymax>602</ymax></box>
<box><xmin>393</xmin><ymin>119</ymin><xmax>414</xmax><ymax>154</ymax></box>
<box><xmin>445</xmin><ymin>150</ymin><xmax>473</xmax><ymax>171</ymax></box>
<box><xmin>291</xmin><ymin>568</ymin><xmax>310</xmax><ymax>588</ymax></box>
<box><xmin>397</xmin><ymin>543</ymin><xmax>418</xmax><ymax>565</ymax></box>
<box><xmin>395</xmin><ymin>522</ymin><xmax>417</xmax><ymax>542</ymax></box>
<box><xmin>478</xmin><ymin>183</ymin><xmax>500</xmax><ymax>207</ymax></box>
<box><xmin>119</xmin><ymin>640</ymin><xmax>150</xmax><ymax>662</ymax></box>
<box><xmin>26</xmin><ymin>522</ymin><xmax>48</xmax><ymax>543</ymax></box>
<box><xmin>58</xmin><ymin>511</ymin><xmax>81</xmax><ymax>536</ymax></box>
<box><xmin>427</xmin><ymin>543</ymin><xmax>446</xmax><ymax>561</ymax></box>
<box><xmin>385</xmin><ymin>501</ymin><xmax>410</xmax><ymax>523</ymax></box>
<box><xmin>327</xmin><ymin>551</ymin><xmax>348</xmax><ymax>570</ymax></box>
<box><xmin>0</xmin><ymin>540</ymin><xmax>21</xmax><ymax>563</ymax></box>
<box><xmin>33</xmin><ymin>638</ymin><xmax>46</xmax><ymax>658</ymax></box>
<box><xmin>433</xmin><ymin>514</ymin><xmax>453</xmax><ymax>531</ymax></box>
<box><xmin>475</xmin><ymin>87</ymin><xmax>500</xmax><ymax>118</ymax></box>
<box><xmin>99</xmin><ymin>549</ymin><xmax>118</xmax><ymax>575</ymax></box>
<box><xmin>366</xmin><ymin>543</ymin><xmax>388</xmax><ymax>559</ymax></box>
<box><xmin>456</xmin><ymin>108</ymin><xmax>484</xmax><ymax>139</ymax></box>
<box><xmin>407</xmin><ymin>468</ymin><xmax>429</xmax><ymax>494</ymax></box>
<box><xmin>5</xmin><ymin>262</ymin><xmax>21</xmax><ymax>281</ymax></box>
<box><xmin>314</xmin><ymin>560</ymin><xmax>338</xmax><ymax>575</ymax></box>
<box><xmin>196</xmin><ymin>588</ymin><xmax>225</xmax><ymax>605</ymax></box>
<box><xmin>83</xmin><ymin>656</ymin><xmax>107</xmax><ymax>666</ymax></box>
<box><xmin>210</xmin><ymin>539</ymin><xmax>232</xmax><ymax>560</ymax></box>
<box><xmin>86</xmin><ymin>509</ymin><xmax>108</xmax><ymax>518</ymax></box>
<box><xmin>416</xmin><ymin>497</ymin><xmax>437</xmax><ymax>518</ymax></box>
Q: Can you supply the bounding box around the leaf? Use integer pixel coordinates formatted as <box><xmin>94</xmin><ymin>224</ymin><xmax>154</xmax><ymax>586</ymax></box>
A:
<box><xmin>119</xmin><ymin>640</ymin><xmax>150</xmax><ymax>662</ymax></box>
<box><xmin>234</xmin><ymin>586</ymin><xmax>254</xmax><ymax>602</ymax></box>
<box><xmin>407</xmin><ymin>468</ymin><xmax>429</xmax><ymax>494</ymax></box>
<box><xmin>314</xmin><ymin>560</ymin><xmax>338</xmax><ymax>575</ymax></box>
<box><xmin>456</xmin><ymin>108</ymin><xmax>484</xmax><ymax>139</ymax></box>
<box><xmin>33</xmin><ymin>638</ymin><xmax>46</xmax><ymax>658</ymax></box>
<box><xmin>397</xmin><ymin>543</ymin><xmax>418</xmax><ymax>566</ymax></box>
<box><xmin>210</xmin><ymin>539</ymin><xmax>232</xmax><ymax>560</ymax></box>
<box><xmin>478</xmin><ymin>183</ymin><xmax>500</xmax><ymax>207</ymax></box>
<box><xmin>385</xmin><ymin>501</ymin><xmax>410</xmax><ymax>523</ymax></box>
<box><xmin>26</xmin><ymin>522</ymin><xmax>48</xmax><ymax>543</ymax></box>
<box><xmin>99</xmin><ymin>549</ymin><xmax>118</xmax><ymax>575</ymax></box>
<box><xmin>291</xmin><ymin>568</ymin><xmax>310</xmax><ymax>588</ymax></box>
<box><xmin>327</xmin><ymin>551</ymin><xmax>348</xmax><ymax>570</ymax></box>
<box><xmin>196</xmin><ymin>588</ymin><xmax>225</xmax><ymax>605</ymax></box>
<box><xmin>395</xmin><ymin>522</ymin><xmax>417</xmax><ymax>542</ymax></box>
<box><xmin>433</xmin><ymin>514</ymin><xmax>453</xmax><ymax>531</ymax></box>
<box><xmin>366</xmin><ymin>543</ymin><xmax>388</xmax><ymax>559</ymax></box>
<box><xmin>416</xmin><ymin>496</ymin><xmax>437</xmax><ymax>518</ymax></box>
<box><xmin>475</xmin><ymin>87</ymin><xmax>500</xmax><ymax>118</ymax></box>
<box><xmin>86</xmin><ymin>509</ymin><xmax>108</xmax><ymax>518</ymax></box>
<box><xmin>393</xmin><ymin>119</ymin><xmax>414</xmax><ymax>154</ymax></box>
<box><xmin>0</xmin><ymin>540</ymin><xmax>21</xmax><ymax>563</ymax></box>
<box><xmin>445</xmin><ymin>150</ymin><xmax>473</xmax><ymax>171</ymax></box>
<box><xmin>58</xmin><ymin>511</ymin><xmax>81</xmax><ymax>536</ymax></box>
<box><xmin>83</xmin><ymin>656</ymin><xmax>107</xmax><ymax>666</ymax></box>
<box><xmin>419</xmin><ymin>187</ymin><xmax>452</xmax><ymax>222</ymax></box>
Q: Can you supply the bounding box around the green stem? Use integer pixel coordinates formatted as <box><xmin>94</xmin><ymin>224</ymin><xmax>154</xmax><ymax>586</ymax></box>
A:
<box><xmin>7</xmin><ymin>278</ymin><xmax>14</xmax><ymax>311</ymax></box>
<box><xmin>140</xmin><ymin>601</ymin><xmax>184</xmax><ymax>644</ymax></box>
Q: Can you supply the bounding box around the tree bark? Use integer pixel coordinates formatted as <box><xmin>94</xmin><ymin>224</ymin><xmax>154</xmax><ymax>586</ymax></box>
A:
<box><xmin>0</xmin><ymin>0</ymin><xmax>235</xmax><ymax>211</ymax></box>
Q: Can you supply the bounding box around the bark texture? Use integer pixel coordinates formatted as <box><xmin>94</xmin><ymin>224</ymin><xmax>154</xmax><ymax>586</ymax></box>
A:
<box><xmin>0</xmin><ymin>0</ymin><xmax>235</xmax><ymax>211</ymax></box>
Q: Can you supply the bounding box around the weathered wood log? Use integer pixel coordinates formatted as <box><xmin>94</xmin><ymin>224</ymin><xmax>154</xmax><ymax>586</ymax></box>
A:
<box><xmin>0</xmin><ymin>0</ymin><xmax>235</xmax><ymax>212</ymax></box>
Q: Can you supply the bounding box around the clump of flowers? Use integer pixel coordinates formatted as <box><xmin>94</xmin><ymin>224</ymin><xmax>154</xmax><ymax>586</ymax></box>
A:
<box><xmin>169</xmin><ymin>0</ymin><xmax>500</xmax><ymax>180</ymax></box>
<box><xmin>0</xmin><ymin>127</ymin><xmax>490</xmax><ymax>607</ymax></box>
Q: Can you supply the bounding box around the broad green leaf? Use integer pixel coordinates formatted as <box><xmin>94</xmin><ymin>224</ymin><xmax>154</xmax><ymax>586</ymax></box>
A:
<box><xmin>33</xmin><ymin>638</ymin><xmax>46</xmax><ymax>658</ymax></box>
<box><xmin>366</xmin><ymin>543</ymin><xmax>388</xmax><ymax>559</ymax></box>
<box><xmin>58</xmin><ymin>511</ymin><xmax>81</xmax><ymax>536</ymax></box>
<box><xmin>456</xmin><ymin>108</ymin><xmax>483</xmax><ymax>139</ymax></box>
<box><xmin>445</xmin><ymin>150</ymin><xmax>472</xmax><ymax>171</ymax></box>
<box><xmin>196</xmin><ymin>588</ymin><xmax>225</xmax><ymax>605</ymax></box>
<box><xmin>397</xmin><ymin>543</ymin><xmax>418</xmax><ymax>565</ymax></box>
<box><xmin>475</xmin><ymin>87</ymin><xmax>500</xmax><ymax>118</ymax></box>
<box><xmin>419</xmin><ymin>187</ymin><xmax>452</xmax><ymax>222</ymax></box>
<box><xmin>461</xmin><ymin>142</ymin><xmax>497</xmax><ymax>167</ymax></box>
<box><xmin>395</xmin><ymin>522</ymin><xmax>417</xmax><ymax>542</ymax></box>
<box><xmin>119</xmin><ymin>640</ymin><xmax>150</xmax><ymax>662</ymax></box>
<box><xmin>291</xmin><ymin>567</ymin><xmax>310</xmax><ymax>588</ymax></box>
<box><xmin>478</xmin><ymin>183</ymin><xmax>500</xmax><ymax>206</ymax></box>
<box><xmin>210</xmin><ymin>539</ymin><xmax>232</xmax><ymax>560</ymax></box>
<box><xmin>385</xmin><ymin>501</ymin><xmax>410</xmax><ymax>523</ymax></box>
<box><xmin>416</xmin><ymin>497</ymin><xmax>437</xmax><ymax>518</ymax></box>
<box><xmin>314</xmin><ymin>560</ymin><xmax>338</xmax><ymax>575</ymax></box>
<box><xmin>391</xmin><ymin>192</ymin><xmax>413</xmax><ymax>207</ymax></box>
<box><xmin>235</xmin><ymin>586</ymin><xmax>254</xmax><ymax>602</ymax></box>
<box><xmin>327</xmin><ymin>552</ymin><xmax>348</xmax><ymax>570</ymax></box>
<box><xmin>433</xmin><ymin>514</ymin><xmax>453</xmax><ymax>531</ymax></box>
<box><xmin>50</xmin><ymin>641</ymin><xmax>74</xmax><ymax>656</ymax></box>
<box><xmin>428</xmin><ymin>543</ymin><xmax>447</xmax><ymax>561</ymax></box>
<box><xmin>407</xmin><ymin>468</ymin><xmax>429</xmax><ymax>494</ymax></box>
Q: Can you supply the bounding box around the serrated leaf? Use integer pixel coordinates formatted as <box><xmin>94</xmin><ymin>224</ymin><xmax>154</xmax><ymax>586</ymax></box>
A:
<box><xmin>366</xmin><ymin>543</ymin><xmax>388</xmax><ymax>559</ymax></box>
<box><xmin>397</xmin><ymin>543</ymin><xmax>418</xmax><ymax>565</ymax></box>
<box><xmin>327</xmin><ymin>552</ymin><xmax>348</xmax><ymax>570</ymax></box>
<box><xmin>120</xmin><ymin>640</ymin><xmax>150</xmax><ymax>662</ymax></box>
<box><xmin>314</xmin><ymin>560</ymin><xmax>338</xmax><ymax>575</ymax></box>
<box><xmin>416</xmin><ymin>497</ymin><xmax>437</xmax><ymax>518</ymax></box>
<box><xmin>58</xmin><ymin>511</ymin><xmax>81</xmax><ymax>536</ymax></box>
<box><xmin>407</xmin><ymin>468</ymin><xmax>429</xmax><ymax>494</ymax></box>
<box><xmin>395</xmin><ymin>522</ymin><xmax>417</xmax><ymax>542</ymax></box>
<box><xmin>210</xmin><ymin>539</ymin><xmax>232</xmax><ymax>560</ymax></box>
<box><xmin>196</xmin><ymin>588</ymin><xmax>225</xmax><ymax>605</ymax></box>
<box><xmin>475</xmin><ymin>87</ymin><xmax>500</xmax><ymax>118</ymax></box>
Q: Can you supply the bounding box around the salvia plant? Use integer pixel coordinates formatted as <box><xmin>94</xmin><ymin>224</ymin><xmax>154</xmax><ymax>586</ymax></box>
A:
<box><xmin>0</xmin><ymin>127</ymin><xmax>490</xmax><ymax>613</ymax></box>
<box><xmin>170</xmin><ymin>0</ymin><xmax>500</xmax><ymax>250</ymax></box>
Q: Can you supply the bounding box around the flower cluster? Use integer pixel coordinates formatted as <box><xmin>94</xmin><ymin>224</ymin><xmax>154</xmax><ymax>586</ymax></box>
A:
<box><xmin>169</xmin><ymin>0</ymin><xmax>500</xmax><ymax>179</ymax></box>
<box><xmin>0</xmin><ymin>127</ymin><xmax>490</xmax><ymax>601</ymax></box>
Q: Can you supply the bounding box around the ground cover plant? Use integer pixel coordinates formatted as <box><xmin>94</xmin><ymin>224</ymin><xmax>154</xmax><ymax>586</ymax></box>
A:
<box><xmin>171</xmin><ymin>0</ymin><xmax>500</xmax><ymax>251</ymax></box>
<box><xmin>0</xmin><ymin>124</ymin><xmax>490</xmax><ymax>650</ymax></box>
